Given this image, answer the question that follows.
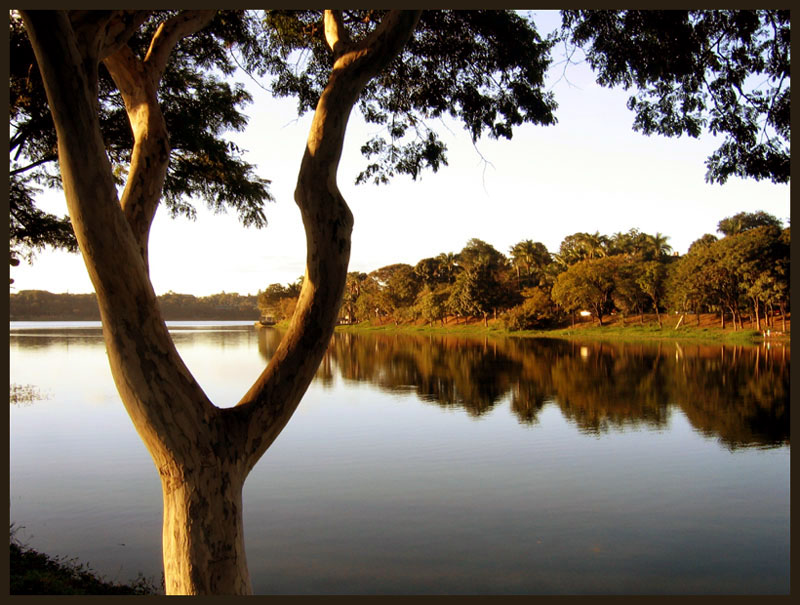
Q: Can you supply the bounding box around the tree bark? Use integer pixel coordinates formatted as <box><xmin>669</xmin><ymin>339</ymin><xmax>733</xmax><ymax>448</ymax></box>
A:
<box><xmin>752</xmin><ymin>298</ymin><xmax>761</xmax><ymax>332</ymax></box>
<box><xmin>22</xmin><ymin>8</ymin><xmax>421</xmax><ymax>595</ymax></box>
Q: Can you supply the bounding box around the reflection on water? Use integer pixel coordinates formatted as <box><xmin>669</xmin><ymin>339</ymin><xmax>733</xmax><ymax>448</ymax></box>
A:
<box><xmin>10</xmin><ymin>323</ymin><xmax>790</xmax><ymax>594</ymax></box>
<box><xmin>258</xmin><ymin>329</ymin><xmax>789</xmax><ymax>450</ymax></box>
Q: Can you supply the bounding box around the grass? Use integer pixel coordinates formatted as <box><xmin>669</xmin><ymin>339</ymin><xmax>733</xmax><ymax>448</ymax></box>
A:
<box><xmin>9</xmin><ymin>527</ymin><xmax>161</xmax><ymax>595</ymax></box>
<box><xmin>333</xmin><ymin>313</ymin><xmax>788</xmax><ymax>345</ymax></box>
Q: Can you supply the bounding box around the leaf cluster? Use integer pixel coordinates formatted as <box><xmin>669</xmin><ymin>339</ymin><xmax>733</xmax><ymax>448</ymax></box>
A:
<box><xmin>258</xmin><ymin>10</ymin><xmax>557</xmax><ymax>185</ymax></box>
<box><xmin>9</xmin><ymin>10</ymin><xmax>274</xmax><ymax>260</ymax></box>
<box><xmin>561</xmin><ymin>9</ymin><xmax>790</xmax><ymax>184</ymax></box>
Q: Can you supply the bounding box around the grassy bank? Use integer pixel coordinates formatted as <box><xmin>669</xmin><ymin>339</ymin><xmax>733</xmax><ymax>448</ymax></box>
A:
<box><xmin>333</xmin><ymin>313</ymin><xmax>789</xmax><ymax>345</ymax></box>
<box><xmin>9</xmin><ymin>533</ymin><xmax>161</xmax><ymax>595</ymax></box>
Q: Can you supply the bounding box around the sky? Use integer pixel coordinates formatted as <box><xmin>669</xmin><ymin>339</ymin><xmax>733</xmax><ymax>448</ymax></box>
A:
<box><xmin>10</xmin><ymin>10</ymin><xmax>791</xmax><ymax>297</ymax></box>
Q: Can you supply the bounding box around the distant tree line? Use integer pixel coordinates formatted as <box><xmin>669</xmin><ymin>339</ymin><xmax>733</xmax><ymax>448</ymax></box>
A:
<box><xmin>257</xmin><ymin>210</ymin><xmax>789</xmax><ymax>332</ymax></box>
<box><xmin>10</xmin><ymin>290</ymin><xmax>259</xmax><ymax>320</ymax></box>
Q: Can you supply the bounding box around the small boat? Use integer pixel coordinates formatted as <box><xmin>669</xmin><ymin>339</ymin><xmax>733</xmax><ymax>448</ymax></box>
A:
<box><xmin>254</xmin><ymin>317</ymin><xmax>276</xmax><ymax>327</ymax></box>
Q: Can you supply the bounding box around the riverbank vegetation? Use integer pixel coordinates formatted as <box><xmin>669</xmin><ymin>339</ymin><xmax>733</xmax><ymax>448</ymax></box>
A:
<box><xmin>259</xmin><ymin>211</ymin><xmax>789</xmax><ymax>340</ymax></box>
<box><xmin>13</xmin><ymin>211</ymin><xmax>789</xmax><ymax>343</ymax></box>
<box><xmin>10</xmin><ymin>529</ymin><xmax>160</xmax><ymax>595</ymax></box>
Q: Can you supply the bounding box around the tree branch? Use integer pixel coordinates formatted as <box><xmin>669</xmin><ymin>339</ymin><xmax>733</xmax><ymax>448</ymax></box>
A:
<box><xmin>324</xmin><ymin>10</ymin><xmax>353</xmax><ymax>58</ymax></box>
<box><xmin>233</xmin><ymin>10</ymin><xmax>422</xmax><ymax>472</ymax></box>
<box><xmin>101</xmin><ymin>10</ymin><xmax>216</xmax><ymax>267</ymax></box>
<box><xmin>21</xmin><ymin>8</ymin><xmax>218</xmax><ymax>471</ymax></box>
<box><xmin>10</xmin><ymin>155</ymin><xmax>58</xmax><ymax>176</ymax></box>
<box><xmin>98</xmin><ymin>10</ymin><xmax>152</xmax><ymax>60</ymax></box>
<box><xmin>144</xmin><ymin>10</ymin><xmax>217</xmax><ymax>83</ymax></box>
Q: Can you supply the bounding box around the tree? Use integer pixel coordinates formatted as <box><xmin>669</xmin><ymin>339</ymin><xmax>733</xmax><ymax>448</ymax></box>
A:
<box><xmin>365</xmin><ymin>263</ymin><xmax>421</xmax><ymax>323</ymax></box>
<box><xmin>509</xmin><ymin>239</ymin><xmax>550</xmax><ymax>289</ymax></box>
<box><xmin>413</xmin><ymin>256</ymin><xmax>442</xmax><ymax>289</ymax></box>
<box><xmin>551</xmin><ymin>256</ymin><xmax>621</xmax><ymax>326</ymax></box>
<box><xmin>666</xmin><ymin>234</ymin><xmax>719</xmax><ymax>326</ymax></box>
<box><xmin>18</xmin><ymin>9</ymin><xmax>430</xmax><ymax>594</ymax></box>
<box><xmin>637</xmin><ymin>260</ymin><xmax>669</xmax><ymax>328</ymax></box>
<box><xmin>717</xmin><ymin>210</ymin><xmax>784</xmax><ymax>236</ymax></box>
<box><xmin>341</xmin><ymin>271</ymin><xmax>367</xmax><ymax>323</ymax></box>
<box><xmin>555</xmin><ymin>231</ymin><xmax>610</xmax><ymax>266</ymax></box>
<box><xmin>612</xmin><ymin>259</ymin><xmax>648</xmax><ymax>324</ymax></box>
<box><xmin>642</xmin><ymin>232</ymin><xmax>673</xmax><ymax>260</ymax></box>
<box><xmin>257</xmin><ymin>280</ymin><xmax>301</xmax><ymax>321</ymax></box>
<box><xmin>415</xmin><ymin>284</ymin><xmax>449</xmax><ymax>326</ymax></box>
<box><xmin>451</xmin><ymin>238</ymin><xmax>514</xmax><ymax>325</ymax></box>
<box><xmin>16</xmin><ymin>8</ymin><xmax>789</xmax><ymax>595</ymax></box>
<box><xmin>719</xmin><ymin>224</ymin><xmax>786</xmax><ymax>331</ymax></box>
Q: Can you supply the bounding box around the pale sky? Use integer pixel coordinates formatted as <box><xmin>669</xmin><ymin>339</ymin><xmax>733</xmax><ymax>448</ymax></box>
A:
<box><xmin>10</xmin><ymin>10</ymin><xmax>791</xmax><ymax>296</ymax></box>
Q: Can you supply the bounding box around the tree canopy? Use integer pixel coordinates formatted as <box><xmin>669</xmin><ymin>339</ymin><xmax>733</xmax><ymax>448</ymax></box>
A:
<box><xmin>12</xmin><ymin>9</ymin><xmax>789</xmax><ymax>271</ymax></box>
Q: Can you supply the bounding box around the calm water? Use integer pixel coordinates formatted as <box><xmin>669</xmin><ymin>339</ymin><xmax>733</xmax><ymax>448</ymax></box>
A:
<box><xmin>9</xmin><ymin>322</ymin><xmax>790</xmax><ymax>594</ymax></box>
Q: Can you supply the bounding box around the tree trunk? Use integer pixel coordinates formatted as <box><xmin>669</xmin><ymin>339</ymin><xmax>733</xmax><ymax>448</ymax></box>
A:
<box><xmin>753</xmin><ymin>298</ymin><xmax>761</xmax><ymax>332</ymax></box>
<box><xmin>161</xmin><ymin>462</ymin><xmax>250</xmax><ymax>594</ymax></box>
<box><xmin>22</xmin><ymin>8</ymin><xmax>422</xmax><ymax>595</ymax></box>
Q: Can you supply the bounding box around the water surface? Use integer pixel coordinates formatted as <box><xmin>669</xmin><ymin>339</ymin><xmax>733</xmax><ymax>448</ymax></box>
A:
<box><xmin>9</xmin><ymin>322</ymin><xmax>790</xmax><ymax>594</ymax></box>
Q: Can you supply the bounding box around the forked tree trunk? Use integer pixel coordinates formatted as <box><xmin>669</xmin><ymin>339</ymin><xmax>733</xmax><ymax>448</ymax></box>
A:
<box><xmin>22</xmin><ymin>9</ymin><xmax>421</xmax><ymax>595</ymax></box>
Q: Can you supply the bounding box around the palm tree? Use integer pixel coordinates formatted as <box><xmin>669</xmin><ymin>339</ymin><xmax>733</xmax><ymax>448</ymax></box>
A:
<box><xmin>579</xmin><ymin>231</ymin><xmax>609</xmax><ymax>259</ymax></box>
<box><xmin>509</xmin><ymin>239</ymin><xmax>534</xmax><ymax>285</ymax></box>
<box><xmin>436</xmin><ymin>251</ymin><xmax>458</xmax><ymax>283</ymax></box>
<box><xmin>644</xmin><ymin>232</ymin><xmax>672</xmax><ymax>259</ymax></box>
<box><xmin>509</xmin><ymin>240</ymin><xmax>552</xmax><ymax>289</ymax></box>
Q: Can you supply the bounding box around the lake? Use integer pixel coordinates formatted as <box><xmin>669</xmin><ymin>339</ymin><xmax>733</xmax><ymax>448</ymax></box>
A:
<box><xmin>9</xmin><ymin>321</ymin><xmax>790</xmax><ymax>594</ymax></box>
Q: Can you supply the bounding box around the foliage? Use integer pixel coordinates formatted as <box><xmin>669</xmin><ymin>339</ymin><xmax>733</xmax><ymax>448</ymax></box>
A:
<box><xmin>508</xmin><ymin>239</ymin><xmax>551</xmax><ymax>289</ymax></box>
<box><xmin>666</xmin><ymin>212</ymin><xmax>789</xmax><ymax>330</ymax></box>
<box><xmin>562</xmin><ymin>9</ymin><xmax>790</xmax><ymax>184</ymax></box>
<box><xmin>502</xmin><ymin>287</ymin><xmax>561</xmax><ymax>331</ymax></box>
<box><xmin>447</xmin><ymin>238</ymin><xmax>516</xmax><ymax>323</ymax></box>
<box><xmin>257</xmin><ymin>280</ymin><xmax>302</xmax><ymax>320</ymax></box>
<box><xmin>321</xmin><ymin>212</ymin><xmax>788</xmax><ymax>333</ymax></box>
<box><xmin>717</xmin><ymin>210</ymin><xmax>784</xmax><ymax>236</ymax></box>
<box><xmin>10</xmin><ymin>533</ymin><xmax>160</xmax><ymax>595</ymax></box>
<box><xmin>415</xmin><ymin>284</ymin><xmax>450</xmax><ymax>325</ymax></box>
<box><xmin>257</xmin><ymin>10</ymin><xmax>557</xmax><ymax>185</ymax></box>
<box><xmin>10</xmin><ymin>290</ymin><xmax>259</xmax><ymax>320</ymax></box>
<box><xmin>551</xmin><ymin>256</ymin><xmax>623</xmax><ymax>325</ymax></box>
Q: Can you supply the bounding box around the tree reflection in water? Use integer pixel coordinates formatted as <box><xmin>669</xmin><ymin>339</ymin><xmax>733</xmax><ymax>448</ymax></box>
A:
<box><xmin>258</xmin><ymin>329</ymin><xmax>789</xmax><ymax>449</ymax></box>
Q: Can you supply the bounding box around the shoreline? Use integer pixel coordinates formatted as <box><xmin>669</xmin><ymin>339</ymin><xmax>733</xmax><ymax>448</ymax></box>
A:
<box><xmin>333</xmin><ymin>313</ymin><xmax>790</xmax><ymax>346</ymax></box>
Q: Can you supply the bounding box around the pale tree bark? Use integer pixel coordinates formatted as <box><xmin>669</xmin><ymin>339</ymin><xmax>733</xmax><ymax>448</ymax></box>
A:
<box><xmin>102</xmin><ymin>10</ymin><xmax>216</xmax><ymax>267</ymax></box>
<box><xmin>21</xmin><ymin>8</ymin><xmax>421</xmax><ymax>595</ymax></box>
